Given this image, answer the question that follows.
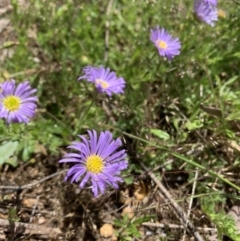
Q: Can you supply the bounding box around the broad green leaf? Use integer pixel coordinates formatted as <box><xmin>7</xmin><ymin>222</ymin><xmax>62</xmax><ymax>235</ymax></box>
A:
<box><xmin>226</xmin><ymin>112</ymin><xmax>240</xmax><ymax>121</ymax></box>
<box><xmin>0</xmin><ymin>141</ymin><xmax>19</xmax><ymax>165</ymax></box>
<box><xmin>233</xmin><ymin>52</ymin><xmax>240</xmax><ymax>58</ymax></box>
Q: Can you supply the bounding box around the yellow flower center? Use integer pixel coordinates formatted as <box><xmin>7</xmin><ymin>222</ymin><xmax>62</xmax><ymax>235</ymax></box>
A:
<box><xmin>96</xmin><ymin>79</ymin><xmax>109</xmax><ymax>89</ymax></box>
<box><xmin>157</xmin><ymin>40</ymin><xmax>168</xmax><ymax>50</ymax></box>
<box><xmin>218</xmin><ymin>9</ymin><xmax>226</xmax><ymax>19</ymax></box>
<box><xmin>3</xmin><ymin>96</ymin><xmax>21</xmax><ymax>112</ymax></box>
<box><xmin>86</xmin><ymin>154</ymin><xmax>104</xmax><ymax>173</ymax></box>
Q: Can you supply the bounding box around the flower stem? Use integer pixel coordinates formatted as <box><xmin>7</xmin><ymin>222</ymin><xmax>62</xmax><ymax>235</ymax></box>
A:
<box><xmin>75</xmin><ymin>92</ymin><xmax>98</xmax><ymax>135</ymax></box>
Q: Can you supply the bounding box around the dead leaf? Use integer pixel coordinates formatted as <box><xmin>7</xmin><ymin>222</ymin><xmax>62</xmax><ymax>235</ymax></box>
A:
<box><xmin>200</xmin><ymin>104</ymin><xmax>223</xmax><ymax>118</ymax></box>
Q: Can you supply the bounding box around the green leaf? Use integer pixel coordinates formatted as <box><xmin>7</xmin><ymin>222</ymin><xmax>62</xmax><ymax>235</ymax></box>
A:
<box><xmin>5</xmin><ymin>157</ymin><xmax>18</xmax><ymax>167</ymax></box>
<box><xmin>0</xmin><ymin>141</ymin><xmax>19</xmax><ymax>166</ymax></box>
<box><xmin>220</xmin><ymin>76</ymin><xmax>239</xmax><ymax>97</ymax></box>
<box><xmin>124</xmin><ymin>176</ymin><xmax>134</xmax><ymax>185</ymax></box>
<box><xmin>133</xmin><ymin>215</ymin><xmax>155</xmax><ymax>225</ymax></box>
<box><xmin>150</xmin><ymin>129</ymin><xmax>170</xmax><ymax>140</ymax></box>
<box><xmin>125</xmin><ymin>237</ymin><xmax>132</xmax><ymax>241</ymax></box>
<box><xmin>8</xmin><ymin>207</ymin><xmax>19</xmax><ymax>222</ymax></box>
<box><xmin>201</xmin><ymin>195</ymin><xmax>240</xmax><ymax>240</ymax></box>
<box><xmin>22</xmin><ymin>140</ymin><xmax>36</xmax><ymax>162</ymax></box>
<box><xmin>233</xmin><ymin>52</ymin><xmax>240</xmax><ymax>58</ymax></box>
<box><xmin>226</xmin><ymin>112</ymin><xmax>240</xmax><ymax>121</ymax></box>
<box><xmin>129</xmin><ymin>224</ymin><xmax>141</xmax><ymax>237</ymax></box>
<box><xmin>185</xmin><ymin>120</ymin><xmax>203</xmax><ymax>131</ymax></box>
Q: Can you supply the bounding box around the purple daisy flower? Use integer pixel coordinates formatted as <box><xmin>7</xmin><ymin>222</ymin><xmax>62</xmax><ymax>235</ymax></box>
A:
<box><xmin>78</xmin><ymin>66</ymin><xmax>126</xmax><ymax>96</ymax></box>
<box><xmin>204</xmin><ymin>0</ymin><xmax>217</xmax><ymax>6</ymax></box>
<box><xmin>194</xmin><ymin>0</ymin><xmax>218</xmax><ymax>26</ymax></box>
<box><xmin>0</xmin><ymin>80</ymin><xmax>37</xmax><ymax>124</ymax></box>
<box><xmin>150</xmin><ymin>27</ymin><xmax>181</xmax><ymax>60</ymax></box>
<box><xmin>59</xmin><ymin>130</ymin><xmax>128</xmax><ymax>198</ymax></box>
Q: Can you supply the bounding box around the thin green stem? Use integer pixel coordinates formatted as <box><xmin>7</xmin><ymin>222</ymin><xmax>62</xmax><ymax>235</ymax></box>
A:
<box><xmin>75</xmin><ymin>92</ymin><xmax>98</xmax><ymax>134</ymax></box>
<box><xmin>122</xmin><ymin>132</ymin><xmax>240</xmax><ymax>192</ymax></box>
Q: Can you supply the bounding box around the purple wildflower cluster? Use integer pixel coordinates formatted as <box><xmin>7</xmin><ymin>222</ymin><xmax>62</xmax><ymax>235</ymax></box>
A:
<box><xmin>59</xmin><ymin>0</ymin><xmax>221</xmax><ymax>197</ymax></box>
<box><xmin>148</xmin><ymin>0</ymin><xmax>218</xmax><ymax>60</ymax></box>
<box><xmin>0</xmin><ymin>0</ymin><xmax>221</xmax><ymax>198</ymax></box>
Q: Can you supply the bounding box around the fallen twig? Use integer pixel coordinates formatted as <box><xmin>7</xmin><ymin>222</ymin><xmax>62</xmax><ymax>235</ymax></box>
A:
<box><xmin>0</xmin><ymin>170</ymin><xmax>66</xmax><ymax>190</ymax></box>
<box><xmin>0</xmin><ymin>218</ymin><xmax>61</xmax><ymax>238</ymax></box>
<box><xmin>142</xmin><ymin>222</ymin><xmax>217</xmax><ymax>232</ymax></box>
<box><xmin>139</xmin><ymin>161</ymin><xmax>204</xmax><ymax>241</ymax></box>
<box><xmin>183</xmin><ymin>168</ymin><xmax>199</xmax><ymax>240</ymax></box>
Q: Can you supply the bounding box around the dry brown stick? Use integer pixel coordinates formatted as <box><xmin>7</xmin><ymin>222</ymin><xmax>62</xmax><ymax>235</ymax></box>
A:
<box><xmin>0</xmin><ymin>170</ymin><xmax>66</xmax><ymax>190</ymax></box>
<box><xmin>9</xmin><ymin>67</ymin><xmax>45</xmax><ymax>78</ymax></box>
<box><xmin>142</xmin><ymin>222</ymin><xmax>217</xmax><ymax>232</ymax></box>
<box><xmin>139</xmin><ymin>161</ymin><xmax>204</xmax><ymax>241</ymax></box>
<box><xmin>183</xmin><ymin>168</ymin><xmax>199</xmax><ymax>240</ymax></box>
<box><xmin>0</xmin><ymin>218</ymin><xmax>61</xmax><ymax>238</ymax></box>
<box><xmin>102</xmin><ymin>101</ymin><xmax>117</xmax><ymax>125</ymax></box>
<box><xmin>29</xmin><ymin>195</ymin><xmax>40</xmax><ymax>223</ymax></box>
